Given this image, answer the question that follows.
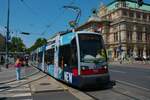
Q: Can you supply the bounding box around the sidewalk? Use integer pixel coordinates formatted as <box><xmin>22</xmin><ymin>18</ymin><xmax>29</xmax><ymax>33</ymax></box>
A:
<box><xmin>30</xmin><ymin>73</ymin><xmax>68</xmax><ymax>93</ymax></box>
<box><xmin>0</xmin><ymin>63</ymin><xmax>39</xmax><ymax>84</ymax></box>
<box><xmin>0</xmin><ymin>63</ymin><xmax>15</xmax><ymax>71</ymax></box>
<box><xmin>0</xmin><ymin>65</ymin><xmax>78</xmax><ymax>100</ymax></box>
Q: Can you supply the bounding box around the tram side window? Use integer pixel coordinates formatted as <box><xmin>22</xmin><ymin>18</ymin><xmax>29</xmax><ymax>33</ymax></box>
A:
<box><xmin>59</xmin><ymin>45</ymin><xmax>71</xmax><ymax>68</ymax></box>
<box><xmin>38</xmin><ymin>52</ymin><xmax>43</xmax><ymax>63</ymax></box>
<box><xmin>70</xmin><ymin>38</ymin><xmax>78</xmax><ymax>67</ymax></box>
<box><xmin>45</xmin><ymin>49</ymin><xmax>54</xmax><ymax>65</ymax></box>
<box><xmin>59</xmin><ymin>38</ymin><xmax>78</xmax><ymax>68</ymax></box>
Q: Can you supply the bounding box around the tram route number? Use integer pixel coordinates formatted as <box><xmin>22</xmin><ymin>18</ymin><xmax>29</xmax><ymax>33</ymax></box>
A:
<box><xmin>64</xmin><ymin>72</ymin><xmax>72</xmax><ymax>83</ymax></box>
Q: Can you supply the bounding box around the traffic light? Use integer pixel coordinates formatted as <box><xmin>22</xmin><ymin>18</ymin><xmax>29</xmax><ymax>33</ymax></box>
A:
<box><xmin>137</xmin><ymin>0</ymin><xmax>143</xmax><ymax>7</ymax></box>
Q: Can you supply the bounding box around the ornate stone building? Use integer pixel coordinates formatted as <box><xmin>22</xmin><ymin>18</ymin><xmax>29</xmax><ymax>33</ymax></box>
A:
<box><xmin>77</xmin><ymin>0</ymin><xmax>150</xmax><ymax>60</ymax></box>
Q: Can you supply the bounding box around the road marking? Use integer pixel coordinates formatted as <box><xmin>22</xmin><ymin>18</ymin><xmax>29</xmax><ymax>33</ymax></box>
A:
<box><xmin>110</xmin><ymin>69</ymin><xmax>126</xmax><ymax>74</ymax></box>
<box><xmin>8</xmin><ymin>88</ymin><xmax>30</xmax><ymax>92</ymax></box>
<box><xmin>12</xmin><ymin>93</ymin><xmax>31</xmax><ymax>97</ymax></box>
<box><xmin>117</xmin><ymin>80</ymin><xmax>150</xmax><ymax>92</ymax></box>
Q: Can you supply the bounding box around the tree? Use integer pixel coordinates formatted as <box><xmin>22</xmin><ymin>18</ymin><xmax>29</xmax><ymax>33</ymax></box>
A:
<box><xmin>10</xmin><ymin>37</ymin><xmax>26</xmax><ymax>52</ymax></box>
<box><xmin>27</xmin><ymin>38</ymin><xmax>47</xmax><ymax>52</ymax></box>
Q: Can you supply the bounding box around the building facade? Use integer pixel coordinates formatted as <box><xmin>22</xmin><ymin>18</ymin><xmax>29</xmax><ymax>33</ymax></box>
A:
<box><xmin>0</xmin><ymin>33</ymin><xmax>5</xmax><ymax>51</ymax></box>
<box><xmin>77</xmin><ymin>0</ymin><xmax>150</xmax><ymax>60</ymax></box>
<box><xmin>98</xmin><ymin>0</ymin><xmax>150</xmax><ymax>60</ymax></box>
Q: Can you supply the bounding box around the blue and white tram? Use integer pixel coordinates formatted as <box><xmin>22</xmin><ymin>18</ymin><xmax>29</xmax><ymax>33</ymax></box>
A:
<box><xmin>36</xmin><ymin>31</ymin><xmax>110</xmax><ymax>88</ymax></box>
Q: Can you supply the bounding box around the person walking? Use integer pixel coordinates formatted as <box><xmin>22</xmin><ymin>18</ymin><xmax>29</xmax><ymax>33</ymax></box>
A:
<box><xmin>15</xmin><ymin>56</ymin><xmax>22</xmax><ymax>80</ymax></box>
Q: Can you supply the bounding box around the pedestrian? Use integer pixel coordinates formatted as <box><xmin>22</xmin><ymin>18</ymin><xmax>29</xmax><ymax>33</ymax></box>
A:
<box><xmin>1</xmin><ymin>56</ymin><xmax>4</xmax><ymax>64</ymax></box>
<box><xmin>15</xmin><ymin>56</ymin><xmax>22</xmax><ymax>80</ymax></box>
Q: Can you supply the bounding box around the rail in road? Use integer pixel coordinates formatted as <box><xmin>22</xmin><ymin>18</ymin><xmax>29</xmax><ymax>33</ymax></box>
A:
<box><xmin>82</xmin><ymin>81</ymin><xmax>150</xmax><ymax>100</ymax></box>
<box><xmin>55</xmin><ymin>79</ymin><xmax>150</xmax><ymax>100</ymax></box>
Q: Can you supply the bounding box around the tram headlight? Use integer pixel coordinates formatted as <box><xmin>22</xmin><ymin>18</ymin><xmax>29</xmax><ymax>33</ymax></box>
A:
<box><xmin>81</xmin><ymin>66</ymin><xmax>89</xmax><ymax>70</ymax></box>
<box><xmin>104</xmin><ymin>65</ymin><xmax>107</xmax><ymax>69</ymax></box>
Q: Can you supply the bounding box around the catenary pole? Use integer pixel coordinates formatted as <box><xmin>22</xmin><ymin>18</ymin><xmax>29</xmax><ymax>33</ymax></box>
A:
<box><xmin>5</xmin><ymin>0</ymin><xmax>10</xmax><ymax>68</ymax></box>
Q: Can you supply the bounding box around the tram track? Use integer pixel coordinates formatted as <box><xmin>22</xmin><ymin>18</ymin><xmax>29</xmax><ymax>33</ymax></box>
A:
<box><xmin>83</xmin><ymin>88</ymin><xmax>140</xmax><ymax>100</ymax></box>
<box><xmin>82</xmin><ymin>80</ymin><xmax>150</xmax><ymax>100</ymax></box>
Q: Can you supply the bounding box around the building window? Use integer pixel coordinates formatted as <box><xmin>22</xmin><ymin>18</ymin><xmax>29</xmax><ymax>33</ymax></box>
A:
<box><xmin>143</xmin><ymin>13</ymin><xmax>147</xmax><ymax>20</ymax></box>
<box><xmin>146</xmin><ymin>33</ymin><xmax>150</xmax><ymax>42</ymax></box>
<box><xmin>137</xmin><ymin>48</ymin><xmax>143</xmax><ymax>58</ymax></box>
<box><xmin>114</xmin><ymin>32</ymin><xmax>118</xmax><ymax>42</ymax></box>
<box><xmin>122</xmin><ymin>10</ymin><xmax>127</xmax><ymax>16</ymax></box>
<box><xmin>136</xmin><ymin>12</ymin><xmax>141</xmax><ymax>19</ymax></box>
<box><xmin>129</xmin><ymin>12</ymin><xmax>134</xmax><ymax>17</ymax></box>
<box><xmin>127</xmin><ymin>31</ymin><xmax>132</xmax><ymax>41</ymax></box>
<box><xmin>137</xmin><ymin>32</ymin><xmax>142</xmax><ymax>41</ymax></box>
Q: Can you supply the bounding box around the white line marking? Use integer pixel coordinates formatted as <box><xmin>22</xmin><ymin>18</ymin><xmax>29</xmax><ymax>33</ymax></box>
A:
<box><xmin>8</xmin><ymin>88</ymin><xmax>30</xmax><ymax>92</ymax></box>
<box><xmin>12</xmin><ymin>93</ymin><xmax>31</xmax><ymax>97</ymax></box>
<box><xmin>117</xmin><ymin>80</ymin><xmax>150</xmax><ymax>92</ymax></box>
<box><xmin>110</xmin><ymin>70</ymin><xmax>126</xmax><ymax>74</ymax></box>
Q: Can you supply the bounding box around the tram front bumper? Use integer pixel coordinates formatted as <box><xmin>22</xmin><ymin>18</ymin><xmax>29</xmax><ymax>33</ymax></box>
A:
<box><xmin>79</xmin><ymin>73</ymin><xmax>110</xmax><ymax>88</ymax></box>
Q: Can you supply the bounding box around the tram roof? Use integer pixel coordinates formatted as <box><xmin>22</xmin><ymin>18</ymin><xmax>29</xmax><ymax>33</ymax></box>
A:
<box><xmin>47</xmin><ymin>30</ymin><xmax>101</xmax><ymax>42</ymax></box>
<box><xmin>35</xmin><ymin>31</ymin><xmax>102</xmax><ymax>52</ymax></box>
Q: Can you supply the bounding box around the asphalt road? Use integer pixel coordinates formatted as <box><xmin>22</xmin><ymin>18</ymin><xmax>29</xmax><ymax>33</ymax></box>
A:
<box><xmin>109</xmin><ymin>64</ymin><xmax>150</xmax><ymax>90</ymax></box>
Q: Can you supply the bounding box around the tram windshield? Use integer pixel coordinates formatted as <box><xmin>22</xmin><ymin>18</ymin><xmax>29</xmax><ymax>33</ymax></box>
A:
<box><xmin>79</xmin><ymin>34</ymin><xmax>107</xmax><ymax>64</ymax></box>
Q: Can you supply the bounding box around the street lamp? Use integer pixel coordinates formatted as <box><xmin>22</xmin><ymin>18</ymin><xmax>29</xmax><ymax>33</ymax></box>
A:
<box><xmin>5</xmin><ymin>0</ymin><xmax>10</xmax><ymax>68</ymax></box>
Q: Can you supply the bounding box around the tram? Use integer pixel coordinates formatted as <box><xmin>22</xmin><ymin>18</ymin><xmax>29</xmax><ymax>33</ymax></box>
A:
<box><xmin>33</xmin><ymin>31</ymin><xmax>110</xmax><ymax>88</ymax></box>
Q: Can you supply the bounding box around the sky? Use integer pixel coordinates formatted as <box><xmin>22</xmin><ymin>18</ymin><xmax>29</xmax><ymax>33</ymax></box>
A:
<box><xmin>0</xmin><ymin>0</ymin><xmax>149</xmax><ymax>48</ymax></box>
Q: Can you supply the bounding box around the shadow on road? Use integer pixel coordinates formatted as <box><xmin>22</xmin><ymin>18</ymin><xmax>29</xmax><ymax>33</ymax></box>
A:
<box><xmin>0</xmin><ymin>97</ymin><xmax>7</xmax><ymax>100</ymax></box>
<box><xmin>80</xmin><ymin>80</ymin><xmax>116</xmax><ymax>92</ymax></box>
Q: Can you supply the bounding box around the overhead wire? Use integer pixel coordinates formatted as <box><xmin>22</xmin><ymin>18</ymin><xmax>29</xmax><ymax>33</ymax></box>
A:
<box><xmin>40</xmin><ymin>8</ymin><xmax>66</xmax><ymax>35</ymax></box>
<box><xmin>19</xmin><ymin>0</ymin><xmax>79</xmax><ymax>37</ymax></box>
<box><xmin>19</xmin><ymin>0</ymin><xmax>66</xmax><ymax>36</ymax></box>
<box><xmin>20</xmin><ymin>0</ymin><xmax>39</xmax><ymax>16</ymax></box>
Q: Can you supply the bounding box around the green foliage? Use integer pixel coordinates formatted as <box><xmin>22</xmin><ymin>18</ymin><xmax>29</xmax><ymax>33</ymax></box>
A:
<box><xmin>9</xmin><ymin>37</ymin><xmax>26</xmax><ymax>52</ymax></box>
<box><xmin>27</xmin><ymin>38</ymin><xmax>47</xmax><ymax>52</ymax></box>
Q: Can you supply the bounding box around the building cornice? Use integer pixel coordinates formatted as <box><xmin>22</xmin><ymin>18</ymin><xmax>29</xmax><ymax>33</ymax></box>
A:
<box><xmin>107</xmin><ymin>0</ymin><xmax>150</xmax><ymax>7</ymax></box>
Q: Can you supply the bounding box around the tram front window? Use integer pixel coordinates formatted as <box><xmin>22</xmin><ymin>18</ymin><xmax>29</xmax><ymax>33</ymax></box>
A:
<box><xmin>79</xmin><ymin>34</ymin><xmax>107</xmax><ymax>64</ymax></box>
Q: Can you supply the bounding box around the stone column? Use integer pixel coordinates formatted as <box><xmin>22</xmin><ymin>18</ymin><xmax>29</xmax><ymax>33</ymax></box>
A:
<box><xmin>133</xmin><ymin>46</ymin><xmax>138</xmax><ymax>58</ymax></box>
<box><xmin>142</xmin><ymin>27</ymin><xmax>146</xmax><ymax>42</ymax></box>
<box><xmin>121</xmin><ymin>31</ymin><xmax>126</xmax><ymax>42</ymax></box>
<box><xmin>133</xmin><ymin>31</ymin><xmax>137</xmax><ymax>43</ymax></box>
<box><xmin>103</xmin><ymin>34</ymin><xmax>107</xmax><ymax>43</ymax></box>
<box><xmin>133</xmin><ymin>25</ymin><xmax>137</xmax><ymax>43</ymax></box>
<box><xmin>143</xmin><ymin>46</ymin><xmax>146</xmax><ymax>59</ymax></box>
